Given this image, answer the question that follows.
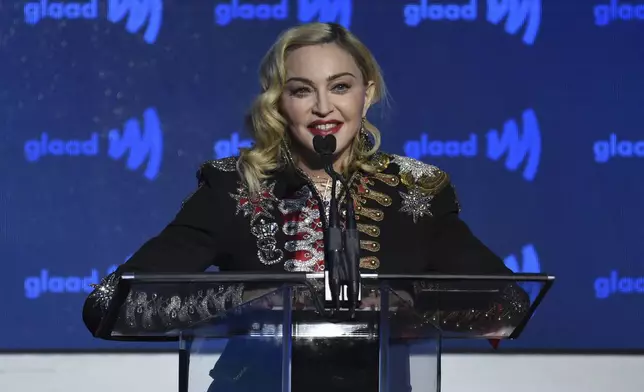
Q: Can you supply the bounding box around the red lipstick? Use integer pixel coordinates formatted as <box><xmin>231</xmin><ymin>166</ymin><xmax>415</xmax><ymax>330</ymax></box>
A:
<box><xmin>307</xmin><ymin>120</ymin><xmax>344</xmax><ymax>136</ymax></box>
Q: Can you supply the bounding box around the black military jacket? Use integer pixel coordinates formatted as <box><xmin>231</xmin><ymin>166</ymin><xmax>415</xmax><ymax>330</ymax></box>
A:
<box><xmin>82</xmin><ymin>151</ymin><xmax>526</xmax><ymax>391</ymax></box>
<box><xmin>94</xmin><ymin>152</ymin><xmax>511</xmax><ymax>276</ymax></box>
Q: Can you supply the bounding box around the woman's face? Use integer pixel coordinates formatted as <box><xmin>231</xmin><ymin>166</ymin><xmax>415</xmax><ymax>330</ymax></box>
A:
<box><xmin>279</xmin><ymin>43</ymin><xmax>374</xmax><ymax>167</ymax></box>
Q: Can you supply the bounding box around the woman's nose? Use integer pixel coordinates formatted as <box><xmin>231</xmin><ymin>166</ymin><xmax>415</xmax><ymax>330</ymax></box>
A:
<box><xmin>313</xmin><ymin>92</ymin><xmax>334</xmax><ymax>116</ymax></box>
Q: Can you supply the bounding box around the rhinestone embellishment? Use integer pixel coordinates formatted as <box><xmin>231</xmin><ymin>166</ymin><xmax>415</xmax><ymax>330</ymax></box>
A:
<box><xmin>392</xmin><ymin>155</ymin><xmax>439</xmax><ymax>181</ymax></box>
<box><xmin>208</xmin><ymin>157</ymin><xmax>237</xmax><ymax>172</ymax></box>
<box><xmin>399</xmin><ymin>187</ymin><xmax>435</xmax><ymax>223</ymax></box>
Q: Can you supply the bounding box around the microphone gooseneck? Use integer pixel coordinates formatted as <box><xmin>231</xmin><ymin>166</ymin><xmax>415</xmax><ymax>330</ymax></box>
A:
<box><xmin>312</xmin><ymin>135</ymin><xmax>361</xmax><ymax>316</ymax></box>
<box><xmin>313</xmin><ymin>135</ymin><xmax>343</xmax><ymax>312</ymax></box>
<box><xmin>344</xmin><ymin>190</ymin><xmax>361</xmax><ymax>318</ymax></box>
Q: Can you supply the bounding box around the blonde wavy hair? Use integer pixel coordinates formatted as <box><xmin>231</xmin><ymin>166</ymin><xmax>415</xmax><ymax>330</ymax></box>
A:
<box><xmin>237</xmin><ymin>22</ymin><xmax>389</xmax><ymax>194</ymax></box>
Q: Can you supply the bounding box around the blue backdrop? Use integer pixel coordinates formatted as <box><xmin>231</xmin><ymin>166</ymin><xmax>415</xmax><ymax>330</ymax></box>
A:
<box><xmin>2</xmin><ymin>0</ymin><xmax>642</xmax><ymax>352</ymax></box>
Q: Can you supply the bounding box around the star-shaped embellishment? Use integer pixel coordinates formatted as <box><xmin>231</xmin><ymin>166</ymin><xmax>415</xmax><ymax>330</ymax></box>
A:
<box><xmin>399</xmin><ymin>187</ymin><xmax>435</xmax><ymax>223</ymax></box>
<box><xmin>392</xmin><ymin>155</ymin><xmax>439</xmax><ymax>182</ymax></box>
<box><xmin>88</xmin><ymin>273</ymin><xmax>120</xmax><ymax>312</ymax></box>
<box><xmin>230</xmin><ymin>181</ymin><xmax>278</xmax><ymax>225</ymax></box>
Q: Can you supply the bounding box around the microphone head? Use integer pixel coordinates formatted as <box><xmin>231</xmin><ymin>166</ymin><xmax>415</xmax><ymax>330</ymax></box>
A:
<box><xmin>313</xmin><ymin>134</ymin><xmax>337</xmax><ymax>156</ymax></box>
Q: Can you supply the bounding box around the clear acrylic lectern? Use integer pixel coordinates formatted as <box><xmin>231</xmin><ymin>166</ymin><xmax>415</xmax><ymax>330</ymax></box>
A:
<box><xmin>95</xmin><ymin>272</ymin><xmax>553</xmax><ymax>392</ymax></box>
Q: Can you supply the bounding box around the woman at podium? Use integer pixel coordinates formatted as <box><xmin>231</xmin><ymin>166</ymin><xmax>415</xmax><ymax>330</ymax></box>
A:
<box><xmin>82</xmin><ymin>22</ymin><xmax>529</xmax><ymax>391</ymax></box>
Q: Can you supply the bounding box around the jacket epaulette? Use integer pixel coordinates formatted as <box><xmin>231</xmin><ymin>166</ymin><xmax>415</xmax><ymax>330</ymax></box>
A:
<box><xmin>389</xmin><ymin>154</ymin><xmax>450</xmax><ymax>196</ymax></box>
<box><xmin>182</xmin><ymin>157</ymin><xmax>239</xmax><ymax>207</ymax></box>
<box><xmin>195</xmin><ymin>157</ymin><xmax>239</xmax><ymax>184</ymax></box>
<box><xmin>204</xmin><ymin>156</ymin><xmax>238</xmax><ymax>173</ymax></box>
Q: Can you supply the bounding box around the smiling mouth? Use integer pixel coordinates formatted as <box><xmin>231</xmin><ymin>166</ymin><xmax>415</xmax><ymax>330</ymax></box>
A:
<box><xmin>307</xmin><ymin>122</ymin><xmax>344</xmax><ymax>136</ymax></box>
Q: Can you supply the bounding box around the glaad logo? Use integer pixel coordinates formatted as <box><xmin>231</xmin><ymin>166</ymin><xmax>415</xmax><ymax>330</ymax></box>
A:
<box><xmin>403</xmin><ymin>109</ymin><xmax>540</xmax><ymax>181</ymax></box>
<box><xmin>486</xmin><ymin>108</ymin><xmax>540</xmax><ymax>181</ymax></box>
<box><xmin>23</xmin><ymin>107</ymin><xmax>163</xmax><ymax>180</ymax></box>
<box><xmin>593</xmin><ymin>133</ymin><xmax>644</xmax><ymax>163</ymax></box>
<box><xmin>594</xmin><ymin>271</ymin><xmax>644</xmax><ymax>299</ymax></box>
<box><xmin>404</xmin><ymin>0</ymin><xmax>477</xmax><ymax>23</ymax></box>
<box><xmin>298</xmin><ymin>0</ymin><xmax>352</xmax><ymax>28</ymax></box>
<box><xmin>23</xmin><ymin>0</ymin><xmax>98</xmax><ymax>24</ymax></box>
<box><xmin>24</xmin><ymin>265</ymin><xmax>118</xmax><ymax>299</ymax></box>
<box><xmin>214</xmin><ymin>132</ymin><xmax>253</xmax><ymax>159</ymax></box>
<box><xmin>503</xmin><ymin>244</ymin><xmax>540</xmax><ymax>302</ymax></box>
<box><xmin>23</xmin><ymin>0</ymin><xmax>163</xmax><ymax>44</ymax></box>
<box><xmin>108</xmin><ymin>107</ymin><xmax>163</xmax><ymax>180</ymax></box>
<box><xmin>214</xmin><ymin>0</ymin><xmax>352</xmax><ymax>28</ymax></box>
<box><xmin>486</xmin><ymin>0</ymin><xmax>540</xmax><ymax>45</ymax></box>
<box><xmin>594</xmin><ymin>0</ymin><xmax>644</xmax><ymax>26</ymax></box>
<box><xmin>107</xmin><ymin>0</ymin><xmax>163</xmax><ymax>44</ymax></box>
<box><xmin>214</xmin><ymin>0</ymin><xmax>288</xmax><ymax>26</ymax></box>
<box><xmin>402</xmin><ymin>0</ymin><xmax>541</xmax><ymax>45</ymax></box>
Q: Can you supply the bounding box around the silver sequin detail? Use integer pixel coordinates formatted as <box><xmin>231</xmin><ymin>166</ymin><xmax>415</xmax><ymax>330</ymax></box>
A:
<box><xmin>251</xmin><ymin>219</ymin><xmax>284</xmax><ymax>265</ymax></box>
<box><xmin>392</xmin><ymin>155</ymin><xmax>440</xmax><ymax>181</ymax></box>
<box><xmin>411</xmin><ymin>281</ymin><xmax>531</xmax><ymax>333</ymax></box>
<box><xmin>123</xmin><ymin>284</ymin><xmax>245</xmax><ymax>330</ymax></box>
<box><xmin>88</xmin><ymin>272</ymin><xmax>120</xmax><ymax>312</ymax></box>
<box><xmin>230</xmin><ymin>180</ymin><xmax>285</xmax><ymax>266</ymax></box>
<box><xmin>399</xmin><ymin>187</ymin><xmax>435</xmax><ymax>223</ymax></box>
<box><xmin>278</xmin><ymin>187</ymin><xmax>324</xmax><ymax>272</ymax></box>
<box><xmin>207</xmin><ymin>157</ymin><xmax>237</xmax><ymax>172</ymax></box>
<box><xmin>87</xmin><ymin>273</ymin><xmax>246</xmax><ymax>331</ymax></box>
<box><xmin>500</xmin><ymin>283</ymin><xmax>531</xmax><ymax>314</ymax></box>
<box><xmin>230</xmin><ymin>181</ymin><xmax>278</xmax><ymax>225</ymax></box>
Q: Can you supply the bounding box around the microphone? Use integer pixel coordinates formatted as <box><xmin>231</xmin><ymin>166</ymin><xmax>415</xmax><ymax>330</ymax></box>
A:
<box><xmin>313</xmin><ymin>135</ymin><xmax>343</xmax><ymax>312</ymax></box>
<box><xmin>312</xmin><ymin>135</ymin><xmax>361</xmax><ymax>316</ymax></box>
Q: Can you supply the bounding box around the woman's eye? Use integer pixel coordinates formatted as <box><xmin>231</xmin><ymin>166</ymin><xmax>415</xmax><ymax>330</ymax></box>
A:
<box><xmin>333</xmin><ymin>83</ymin><xmax>350</xmax><ymax>93</ymax></box>
<box><xmin>290</xmin><ymin>87</ymin><xmax>310</xmax><ymax>97</ymax></box>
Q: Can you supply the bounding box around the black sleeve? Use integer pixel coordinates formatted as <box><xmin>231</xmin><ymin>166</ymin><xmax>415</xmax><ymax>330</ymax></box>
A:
<box><xmin>413</xmin><ymin>182</ymin><xmax>531</xmax><ymax>336</ymax></box>
<box><xmin>81</xmin><ymin>164</ymin><xmax>235</xmax><ymax>337</ymax></box>
<box><xmin>112</xmin><ymin>168</ymin><xmax>222</xmax><ymax>274</ymax></box>
<box><xmin>427</xmin><ymin>183</ymin><xmax>513</xmax><ymax>275</ymax></box>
